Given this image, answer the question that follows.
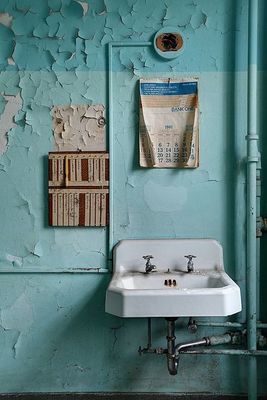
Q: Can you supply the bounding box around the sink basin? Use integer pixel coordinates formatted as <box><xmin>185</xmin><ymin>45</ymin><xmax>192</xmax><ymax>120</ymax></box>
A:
<box><xmin>115</xmin><ymin>272</ymin><xmax>227</xmax><ymax>290</ymax></box>
<box><xmin>105</xmin><ymin>239</ymin><xmax>242</xmax><ymax>318</ymax></box>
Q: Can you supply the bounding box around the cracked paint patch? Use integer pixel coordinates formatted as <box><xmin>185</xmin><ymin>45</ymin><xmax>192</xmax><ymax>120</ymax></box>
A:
<box><xmin>0</xmin><ymin>93</ymin><xmax>22</xmax><ymax>155</ymax></box>
<box><xmin>0</xmin><ymin>0</ymin><xmax>245</xmax><ymax>276</ymax></box>
<box><xmin>7</xmin><ymin>56</ymin><xmax>15</xmax><ymax>65</ymax></box>
<box><xmin>32</xmin><ymin>241</ymin><xmax>43</xmax><ymax>258</ymax></box>
<box><xmin>0</xmin><ymin>325</ymin><xmax>21</xmax><ymax>360</ymax></box>
<box><xmin>0</xmin><ymin>13</ymin><xmax>13</xmax><ymax>28</ymax></box>
<box><xmin>17</xmin><ymin>194</ymin><xmax>35</xmax><ymax>227</ymax></box>
<box><xmin>110</xmin><ymin>324</ymin><xmax>124</xmax><ymax>352</ymax></box>
<box><xmin>75</xmin><ymin>1</ymin><xmax>89</xmax><ymax>16</ymax></box>
<box><xmin>52</xmin><ymin>104</ymin><xmax>106</xmax><ymax>151</ymax></box>
<box><xmin>190</xmin><ymin>9</ymin><xmax>208</xmax><ymax>30</ymax></box>
<box><xmin>5</xmin><ymin>253</ymin><xmax>23</xmax><ymax>267</ymax></box>
<box><xmin>1</xmin><ymin>293</ymin><xmax>33</xmax><ymax>332</ymax></box>
<box><xmin>12</xmin><ymin>331</ymin><xmax>21</xmax><ymax>359</ymax></box>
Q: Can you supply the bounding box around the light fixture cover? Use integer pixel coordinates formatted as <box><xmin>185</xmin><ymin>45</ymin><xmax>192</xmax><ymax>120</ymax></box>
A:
<box><xmin>154</xmin><ymin>27</ymin><xmax>184</xmax><ymax>59</ymax></box>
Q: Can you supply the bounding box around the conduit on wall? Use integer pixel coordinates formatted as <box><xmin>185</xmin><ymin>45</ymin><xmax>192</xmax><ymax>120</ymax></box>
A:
<box><xmin>246</xmin><ymin>0</ymin><xmax>259</xmax><ymax>398</ymax></box>
<box><xmin>108</xmin><ymin>41</ymin><xmax>152</xmax><ymax>263</ymax></box>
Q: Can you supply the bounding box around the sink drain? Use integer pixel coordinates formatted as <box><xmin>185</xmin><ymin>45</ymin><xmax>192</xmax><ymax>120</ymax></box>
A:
<box><xmin>164</xmin><ymin>279</ymin><xmax>177</xmax><ymax>287</ymax></box>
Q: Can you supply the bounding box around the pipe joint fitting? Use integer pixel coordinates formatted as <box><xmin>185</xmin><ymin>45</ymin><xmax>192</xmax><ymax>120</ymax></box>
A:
<box><xmin>166</xmin><ymin>335</ymin><xmax>176</xmax><ymax>341</ymax></box>
<box><xmin>245</xmin><ymin>134</ymin><xmax>259</xmax><ymax>140</ymax></box>
<box><xmin>247</xmin><ymin>156</ymin><xmax>259</xmax><ymax>163</ymax></box>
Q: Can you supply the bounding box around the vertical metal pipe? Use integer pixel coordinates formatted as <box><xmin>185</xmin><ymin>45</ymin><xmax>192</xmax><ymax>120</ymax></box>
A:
<box><xmin>166</xmin><ymin>318</ymin><xmax>177</xmax><ymax>375</ymax></box>
<box><xmin>108</xmin><ymin>43</ymin><xmax>114</xmax><ymax>259</ymax></box>
<box><xmin>247</xmin><ymin>0</ymin><xmax>258</xmax><ymax>352</ymax></box>
<box><xmin>247</xmin><ymin>1</ymin><xmax>259</xmax><ymax>398</ymax></box>
<box><xmin>147</xmin><ymin>317</ymin><xmax>152</xmax><ymax>349</ymax></box>
<box><xmin>108</xmin><ymin>41</ymin><xmax>152</xmax><ymax>260</ymax></box>
<box><xmin>256</xmin><ymin>157</ymin><xmax>261</xmax><ymax>319</ymax></box>
<box><xmin>248</xmin><ymin>357</ymin><xmax>258</xmax><ymax>399</ymax></box>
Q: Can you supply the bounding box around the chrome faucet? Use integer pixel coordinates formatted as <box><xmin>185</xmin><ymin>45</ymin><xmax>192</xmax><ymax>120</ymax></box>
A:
<box><xmin>184</xmin><ymin>255</ymin><xmax>196</xmax><ymax>272</ymax></box>
<box><xmin>143</xmin><ymin>255</ymin><xmax>157</xmax><ymax>274</ymax></box>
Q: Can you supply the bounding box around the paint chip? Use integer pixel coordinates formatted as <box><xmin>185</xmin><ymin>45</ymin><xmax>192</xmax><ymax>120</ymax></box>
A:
<box><xmin>7</xmin><ymin>57</ymin><xmax>15</xmax><ymax>65</ymax></box>
<box><xmin>1</xmin><ymin>294</ymin><xmax>33</xmax><ymax>331</ymax></box>
<box><xmin>52</xmin><ymin>104</ymin><xmax>106</xmax><ymax>151</ymax></box>
<box><xmin>0</xmin><ymin>93</ymin><xmax>22</xmax><ymax>155</ymax></box>
<box><xmin>6</xmin><ymin>254</ymin><xmax>23</xmax><ymax>267</ymax></box>
<box><xmin>75</xmin><ymin>1</ymin><xmax>89</xmax><ymax>16</ymax></box>
<box><xmin>0</xmin><ymin>13</ymin><xmax>13</xmax><ymax>28</ymax></box>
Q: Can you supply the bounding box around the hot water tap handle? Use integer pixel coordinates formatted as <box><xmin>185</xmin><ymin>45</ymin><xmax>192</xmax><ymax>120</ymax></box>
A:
<box><xmin>184</xmin><ymin>255</ymin><xmax>196</xmax><ymax>261</ymax></box>
<box><xmin>143</xmin><ymin>255</ymin><xmax>154</xmax><ymax>261</ymax></box>
<box><xmin>184</xmin><ymin>255</ymin><xmax>196</xmax><ymax>272</ymax></box>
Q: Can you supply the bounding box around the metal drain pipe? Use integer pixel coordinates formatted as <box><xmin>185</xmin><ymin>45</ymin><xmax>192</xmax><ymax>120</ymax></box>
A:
<box><xmin>165</xmin><ymin>317</ymin><xmax>239</xmax><ymax>375</ymax></box>
<box><xmin>247</xmin><ymin>0</ymin><xmax>259</xmax><ymax>398</ymax></box>
<box><xmin>166</xmin><ymin>318</ymin><xmax>178</xmax><ymax>375</ymax></box>
<box><xmin>139</xmin><ymin>318</ymin><xmax>244</xmax><ymax>375</ymax></box>
<box><xmin>247</xmin><ymin>0</ymin><xmax>259</xmax><ymax>356</ymax></box>
<box><xmin>174</xmin><ymin>333</ymin><xmax>233</xmax><ymax>369</ymax></box>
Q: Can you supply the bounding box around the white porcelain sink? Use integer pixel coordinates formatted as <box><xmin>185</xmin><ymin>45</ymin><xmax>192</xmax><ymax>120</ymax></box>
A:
<box><xmin>105</xmin><ymin>239</ymin><xmax>242</xmax><ymax>318</ymax></box>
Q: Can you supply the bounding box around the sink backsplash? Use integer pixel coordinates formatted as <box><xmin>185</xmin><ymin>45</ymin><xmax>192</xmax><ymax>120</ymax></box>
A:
<box><xmin>113</xmin><ymin>239</ymin><xmax>224</xmax><ymax>273</ymax></box>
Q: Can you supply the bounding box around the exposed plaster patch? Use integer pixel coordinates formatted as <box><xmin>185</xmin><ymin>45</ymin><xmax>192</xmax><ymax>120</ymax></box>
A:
<box><xmin>0</xmin><ymin>94</ymin><xmax>7</xmax><ymax>115</ymax></box>
<box><xmin>0</xmin><ymin>13</ymin><xmax>13</xmax><ymax>28</ymax></box>
<box><xmin>97</xmin><ymin>9</ymin><xmax>107</xmax><ymax>16</ymax></box>
<box><xmin>144</xmin><ymin>180</ymin><xmax>187</xmax><ymax>212</ymax></box>
<box><xmin>75</xmin><ymin>1</ymin><xmax>89</xmax><ymax>16</ymax></box>
<box><xmin>6</xmin><ymin>253</ymin><xmax>23</xmax><ymax>267</ymax></box>
<box><xmin>7</xmin><ymin>57</ymin><xmax>15</xmax><ymax>65</ymax></box>
<box><xmin>0</xmin><ymin>93</ymin><xmax>22</xmax><ymax>155</ymax></box>
<box><xmin>52</xmin><ymin>104</ymin><xmax>106</xmax><ymax>151</ymax></box>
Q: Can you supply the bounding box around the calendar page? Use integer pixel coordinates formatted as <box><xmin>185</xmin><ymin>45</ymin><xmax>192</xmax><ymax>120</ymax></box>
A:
<box><xmin>139</xmin><ymin>78</ymin><xmax>199</xmax><ymax>168</ymax></box>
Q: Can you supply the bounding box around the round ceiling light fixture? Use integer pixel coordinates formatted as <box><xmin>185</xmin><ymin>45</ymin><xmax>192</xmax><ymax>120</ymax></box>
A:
<box><xmin>154</xmin><ymin>27</ymin><xmax>184</xmax><ymax>59</ymax></box>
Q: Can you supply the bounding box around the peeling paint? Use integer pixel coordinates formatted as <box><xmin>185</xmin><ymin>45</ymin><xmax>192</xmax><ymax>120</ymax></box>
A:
<box><xmin>5</xmin><ymin>253</ymin><xmax>23</xmax><ymax>267</ymax></box>
<box><xmin>190</xmin><ymin>9</ymin><xmax>208</xmax><ymax>30</ymax></box>
<box><xmin>0</xmin><ymin>94</ymin><xmax>22</xmax><ymax>155</ymax></box>
<box><xmin>0</xmin><ymin>0</ymin><xmax>258</xmax><ymax>394</ymax></box>
<box><xmin>33</xmin><ymin>242</ymin><xmax>43</xmax><ymax>258</ymax></box>
<box><xmin>75</xmin><ymin>1</ymin><xmax>89</xmax><ymax>16</ymax></box>
<box><xmin>1</xmin><ymin>293</ymin><xmax>33</xmax><ymax>331</ymax></box>
<box><xmin>7</xmin><ymin>56</ymin><xmax>15</xmax><ymax>65</ymax></box>
<box><xmin>0</xmin><ymin>13</ymin><xmax>13</xmax><ymax>28</ymax></box>
<box><xmin>52</xmin><ymin>104</ymin><xmax>106</xmax><ymax>151</ymax></box>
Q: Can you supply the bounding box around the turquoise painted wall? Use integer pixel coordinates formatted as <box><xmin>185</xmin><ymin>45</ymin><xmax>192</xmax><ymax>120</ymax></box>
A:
<box><xmin>0</xmin><ymin>0</ymin><xmax>266</xmax><ymax>394</ymax></box>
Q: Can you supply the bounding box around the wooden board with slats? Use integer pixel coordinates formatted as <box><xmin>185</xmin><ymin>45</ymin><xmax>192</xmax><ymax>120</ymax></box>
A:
<box><xmin>48</xmin><ymin>152</ymin><xmax>109</xmax><ymax>227</ymax></box>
